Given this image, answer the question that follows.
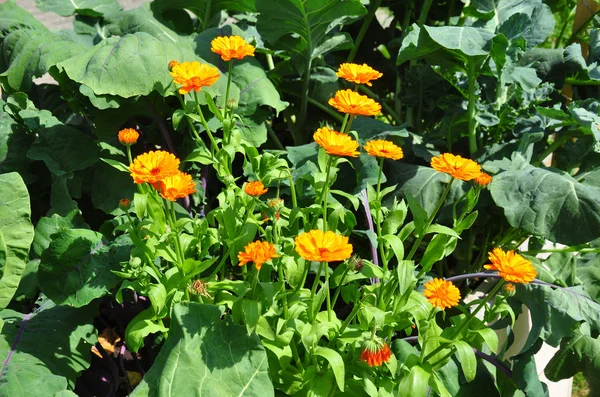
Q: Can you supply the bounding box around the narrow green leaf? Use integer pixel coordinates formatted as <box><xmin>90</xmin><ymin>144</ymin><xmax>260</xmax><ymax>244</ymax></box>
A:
<box><xmin>453</xmin><ymin>341</ymin><xmax>477</xmax><ymax>382</ymax></box>
<box><xmin>314</xmin><ymin>346</ymin><xmax>345</xmax><ymax>391</ymax></box>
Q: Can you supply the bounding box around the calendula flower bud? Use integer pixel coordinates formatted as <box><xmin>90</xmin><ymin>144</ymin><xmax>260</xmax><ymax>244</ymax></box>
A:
<box><xmin>360</xmin><ymin>339</ymin><xmax>392</xmax><ymax>367</ymax></box>
<box><xmin>227</xmin><ymin>98</ymin><xmax>238</xmax><ymax>110</ymax></box>
<box><xmin>119</xmin><ymin>198</ymin><xmax>131</xmax><ymax>211</ymax></box>
<box><xmin>503</xmin><ymin>283</ymin><xmax>516</xmax><ymax>297</ymax></box>
<box><xmin>224</xmin><ymin>174</ymin><xmax>235</xmax><ymax>186</ymax></box>
<box><xmin>348</xmin><ymin>255</ymin><xmax>364</xmax><ymax>272</ymax></box>
<box><xmin>118</xmin><ymin>128</ymin><xmax>139</xmax><ymax>146</ymax></box>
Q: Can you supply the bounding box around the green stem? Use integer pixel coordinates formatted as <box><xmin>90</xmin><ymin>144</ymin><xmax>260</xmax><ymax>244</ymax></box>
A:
<box><xmin>339</xmin><ymin>114</ymin><xmax>350</xmax><ymax>134</ymax></box>
<box><xmin>290</xmin><ymin>342</ymin><xmax>304</xmax><ymax>371</ymax></box>
<box><xmin>310</xmin><ymin>261</ymin><xmax>325</xmax><ymax>321</ymax></box>
<box><xmin>375</xmin><ymin>157</ymin><xmax>387</xmax><ymax>307</ymax></box>
<box><xmin>331</xmin><ymin>267</ymin><xmax>350</xmax><ymax>310</ymax></box>
<box><xmin>325</xmin><ymin>263</ymin><xmax>332</xmax><ymax>321</ymax></box>
<box><xmin>532</xmin><ymin>135</ymin><xmax>569</xmax><ymax>167</ymax></box>
<box><xmin>287</xmin><ymin>171</ymin><xmax>298</xmax><ymax>209</ymax></box>
<box><xmin>297</xmin><ymin>56</ymin><xmax>312</xmax><ymax>135</ymax></box>
<box><xmin>223</xmin><ymin>60</ymin><xmax>234</xmax><ymax>145</ymax></box>
<box><xmin>418</xmin><ymin>0</ymin><xmax>434</xmax><ymax>26</ymax></box>
<box><xmin>347</xmin><ymin>0</ymin><xmax>384</xmax><ymax>62</ymax></box>
<box><xmin>334</xmin><ymin>302</ymin><xmax>361</xmax><ymax>340</ymax></box>
<box><xmin>409</xmin><ymin>179</ymin><xmax>455</xmax><ymax>265</ymax></box>
<box><xmin>166</xmin><ymin>200</ymin><xmax>185</xmax><ymax>272</ymax></box>
<box><xmin>202</xmin><ymin>0</ymin><xmax>211</xmax><ymax>31</ymax></box>
<box><xmin>266</xmin><ymin>122</ymin><xmax>285</xmax><ymax>150</ymax></box>
<box><xmin>278</xmin><ymin>263</ymin><xmax>290</xmax><ymax>319</ymax></box>
<box><xmin>342</xmin><ymin>115</ymin><xmax>355</xmax><ymax>134</ymax></box>
<box><xmin>266</xmin><ymin>53</ymin><xmax>275</xmax><ymax>70</ymax></box>
<box><xmin>126</xmin><ymin>146</ymin><xmax>133</xmax><ymax>164</ymax></box>
<box><xmin>176</xmin><ymin>95</ymin><xmax>211</xmax><ymax>154</ymax></box>
<box><xmin>554</xmin><ymin>6</ymin><xmax>576</xmax><ymax>48</ymax></box>
<box><xmin>193</xmin><ymin>90</ymin><xmax>219</xmax><ymax>154</ymax></box>
<box><xmin>320</xmin><ymin>156</ymin><xmax>334</xmax><ymax>231</ymax></box>
<box><xmin>467</xmin><ymin>60</ymin><xmax>478</xmax><ymax>156</ymax></box>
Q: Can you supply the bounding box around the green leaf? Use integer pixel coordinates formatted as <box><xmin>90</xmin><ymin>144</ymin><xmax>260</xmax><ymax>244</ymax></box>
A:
<box><xmin>0</xmin><ymin>29</ymin><xmax>87</xmax><ymax>93</ymax></box>
<box><xmin>0</xmin><ymin>301</ymin><xmax>96</xmax><ymax>396</ymax></box>
<box><xmin>314</xmin><ymin>346</ymin><xmax>345</xmax><ymax>391</ymax></box>
<box><xmin>256</xmin><ymin>0</ymin><xmax>366</xmax><ymax>70</ymax></box>
<box><xmin>39</xmin><ymin>230</ymin><xmax>131</xmax><ymax>307</ymax></box>
<box><xmin>0</xmin><ymin>0</ymin><xmax>47</xmax><ymax>40</ymax></box>
<box><xmin>511</xmin><ymin>284</ymin><xmax>600</xmax><ymax>352</ymax></box>
<box><xmin>0</xmin><ymin>173</ymin><xmax>34</xmax><ymax>309</ymax></box>
<box><xmin>91</xmin><ymin>161</ymin><xmax>136</xmax><ymax>214</ymax></box>
<box><xmin>397</xmin><ymin>25</ymin><xmax>494</xmax><ymax>69</ymax></box>
<box><xmin>55</xmin><ymin>32</ymin><xmax>196</xmax><ymax>98</ymax></box>
<box><xmin>491</xmin><ymin>165</ymin><xmax>600</xmax><ymax>245</ymax></box>
<box><xmin>545</xmin><ymin>331</ymin><xmax>600</xmax><ymax>382</ymax></box>
<box><xmin>398</xmin><ymin>365</ymin><xmax>431</xmax><ymax>397</ymax></box>
<box><xmin>511</xmin><ymin>342</ymin><xmax>549</xmax><ymax>396</ymax></box>
<box><xmin>100</xmin><ymin>157</ymin><xmax>129</xmax><ymax>173</ymax></box>
<box><xmin>131</xmin><ymin>303</ymin><xmax>273</xmax><ymax>397</ymax></box>
<box><xmin>32</xmin><ymin>210</ymin><xmax>88</xmax><ymax>256</ymax></box>
<box><xmin>151</xmin><ymin>0</ymin><xmax>255</xmax><ymax>26</ymax></box>
<box><xmin>34</xmin><ymin>0</ymin><xmax>121</xmax><ymax>17</ymax></box>
<box><xmin>453</xmin><ymin>341</ymin><xmax>477</xmax><ymax>382</ymax></box>
<box><xmin>27</xmin><ymin>124</ymin><xmax>100</xmax><ymax>177</ymax></box>
<box><xmin>420</xmin><ymin>234</ymin><xmax>454</xmax><ymax>272</ymax></box>
<box><xmin>125</xmin><ymin>307</ymin><xmax>168</xmax><ymax>352</ymax></box>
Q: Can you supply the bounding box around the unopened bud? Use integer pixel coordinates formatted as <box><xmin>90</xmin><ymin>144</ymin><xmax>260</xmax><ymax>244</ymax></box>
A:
<box><xmin>226</xmin><ymin>98</ymin><xmax>238</xmax><ymax>110</ymax></box>
<box><xmin>223</xmin><ymin>174</ymin><xmax>235</xmax><ymax>186</ymax></box>
<box><xmin>168</xmin><ymin>60</ymin><xmax>179</xmax><ymax>71</ymax></box>
<box><xmin>119</xmin><ymin>198</ymin><xmax>131</xmax><ymax>211</ymax></box>
<box><xmin>503</xmin><ymin>283</ymin><xmax>516</xmax><ymax>297</ymax></box>
<box><xmin>348</xmin><ymin>255</ymin><xmax>364</xmax><ymax>272</ymax></box>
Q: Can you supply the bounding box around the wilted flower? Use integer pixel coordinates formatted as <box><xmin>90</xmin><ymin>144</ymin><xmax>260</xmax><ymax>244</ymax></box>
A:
<box><xmin>157</xmin><ymin>171</ymin><xmax>197</xmax><ymax>201</ymax></box>
<box><xmin>336</xmin><ymin>63</ymin><xmax>382</xmax><ymax>86</ymax></box>
<box><xmin>430</xmin><ymin>153</ymin><xmax>481</xmax><ymax>181</ymax></box>
<box><xmin>364</xmin><ymin>140</ymin><xmax>404</xmax><ymax>160</ymax></box>
<box><xmin>294</xmin><ymin>230</ymin><xmax>353</xmax><ymax>262</ymax></box>
<box><xmin>238</xmin><ymin>241</ymin><xmax>279</xmax><ymax>270</ymax></box>
<box><xmin>328</xmin><ymin>89</ymin><xmax>381</xmax><ymax>116</ymax></box>
<box><xmin>244</xmin><ymin>181</ymin><xmax>268</xmax><ymax>197</ymax></box>
<box><xmin>474</xmin><ymin>172</ymin><xmax>493</xmax><ymax>186</ymax></box>
<box><xmin>211</xmin><ymin>36</ymin><xmax>255</xmax><ymax>61</ymax></box>
<box><xmin>348</xmin><ymin>255</ymin><xmax>364</xmax><ymax>272</ymax></box>
<box><xmin>423</xmin><ymin>278</ymin><xmax>461</xmax><ymax>309</ymax></box>
<box><xmin>313</xmin><ymin>126</ymin><xmax>360</xmax><ymax>157</ymax></box>
<box><xmin>118</xmin><ymin>128</ymin><xmax>139</xmax><ymax>146</ymax></box>
<box><xmin>188</xmin><ymin>280</ymin><xmax>212</xmax><ymax>298</ymax></box>
<box><xmin>130</xmin><ymin>151</ymin><xmax>180</xmax><ymax>184</ymax></box>
<box><xmin>484</xmin><ymin>248</ymin><xmax>536</xmax><ymax>284</ymax></box>
<box><xmin>170</xmin><ymin>61</ymin><xmax>220</xmax><ymax>95</ymax></box>
<box><xmin>360</xmin><ymin>339</ymin><xmax>392</xmax><ymax>367</ymax></box>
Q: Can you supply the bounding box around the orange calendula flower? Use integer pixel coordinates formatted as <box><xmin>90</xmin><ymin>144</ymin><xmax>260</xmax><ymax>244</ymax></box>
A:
<box><xmin>157</xmin><ymin>171</ymin><xmax>197</xmax><ymax>201</ymax></box>
<box><xmin>294</xmin><ymin>230</ymin><xmax>353</xmax><ymax>262</ymax></box>
<box><xmin>423</xmin><ymin>278</ymin><xmax>461</xmax><ymax>309</ymax></box>
<box><xmin>430</xmin><ymin>153</ymin><xmax>482</xmax><ymax>181</ymax></box>
<box><xmin>328</xmin><ymin>89</ymin><xmax>381</xmax><ymax>116</ymax></box>
<box><xmin>474</xmin><ymin>172</ymin><xmax>493</xmax><ymax>186</ymax></box>
<box><xmin>130</xmin><ymin>151</ymin><xmax>180</xmax><ymax>184</ymax></box>
<box><xmin>118</xmin><ymin>128</ymin><xmax>139</xmax><ymax>146</ymax></box>
<box><xmin>484</xmin><ymin>248</ymin><xmax>537</xmax><ymax>284</ymax></box>
<box><xmin>170</xmin><ymin>61</ymin><xmax>220</xmax><ymax>95</ymax></box>
<box><xmin>238</xmin><ymin>241</ymin><xmax>279</xmax><ymax>270</ymax></box>
<box><xmin>244</xmin><ymin>181</ymin><xmax>268</xmax><ymax>197</ymax></box>
<box><xmin>360</xmin><ymin>340</ymin><xmax>392</xmax><ymax>367</ymax></box>
<box><xmin>211</xmin><ymin>35</ymin><xmax>255</xmax><ymax>61</ymax></box>
<box><xmin>337</xmin><ymin>63</ymin><xmax>383</xmax><ymax>86</ymax></box>
<box><xmin>364</xmin><ymin>140</ymin><xmax>404</xmax><ymax>160</ymax></box>
<box><xmin>313</xmin><ymin>126</ymin><xmax>360</xmax><ymax>157</ymax></box>
<box><xmin>168</xmin><ymin>60</ymin><xmax>179</xmax><ymax>71</ymax></box>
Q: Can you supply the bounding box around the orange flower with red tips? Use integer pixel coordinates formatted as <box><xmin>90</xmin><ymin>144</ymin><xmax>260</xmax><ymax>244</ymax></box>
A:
<box><xmin>294</xmin><ymin>230</ymin><xmax>353</xmax><ymax>262</ymax></box>
<box><xmin>130</xmin><ymin>151</ymin><xmax>180</xmax><ymax>184</ymax></box>
<box><xmin>211</xmin><ymin>36</ymin><xmax>255</xmax><ymax>61</ymax></box>
<box><xmin>423</xmin><ymin>278</ymin><xmax>461</xmax><ymax>309</ymax></box>
<box><xmin>430</xmin><ymin>153</ymin><xmax>481</xmax><ymax>181</ymax></box>
<box><xmin>364</xmin><ymin>140</ymin><xmax>404</xmax><ymax>160</ymax></box>
<box><xmin>313</xmin><ymin>126</ymin><xmax>360</xmax><ymax>157</ymax></box>
<box><xmin>328</xmin><ymin>89</ymin><xmax>381</xmax><ymax>116</ymax></box>
<box><xmin>238</xmin><ymin>241</ymin><xmax>279</xmax><ymax>270</ymax></box>
<box><xmin>337</xmin><ymin>63</ymin><xmax>382</xmax><ymax>86</ymax></box>
<box><xmin>118</xmin><ymin>128</ymin><xmax>139</xmax><ymax>146</ymax></box>
<box><xmin>244</xmin><ymin>181</ymin><xmax>268</xmax><ymax>197</ymax></box>
<box><xmin>157</xmin><ymin>171</ymin><xmax>197</xmax><ymax>201</ymax></box>
<box><xmin>475</xmin><ymin>172</ymin><xmax>493</xmax><ymax>186</ymax></box>
<box><xmin>360</xmin><ymin>339</ymin><xmax>392</xmax><ymax>367</ymax></box>
<box><xmin>484</xmin><ymin>248</ymin><xmax>536</xmax><ymax>284</ymax></box>
<box><xmin>170</xmin><ymin>61</ymin><xmax>220</xmax><ymax>95</ymax></box>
